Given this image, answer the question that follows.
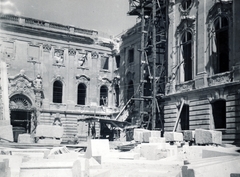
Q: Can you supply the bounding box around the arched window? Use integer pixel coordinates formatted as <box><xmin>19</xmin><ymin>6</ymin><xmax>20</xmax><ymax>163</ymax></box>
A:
<box><xmin>115</xmin><ymin>84</ymin><xmax>120</xmax><ymax>107</ymax></box>
<box><xmin>77</xmin><ymin>83</ymin><xmax>86</xmax><ymax>105</ymax></box>
<box><xmin>127</xmin><ymin>80</ymin><xmax>134</xmax><ymax>100</ymax></box>
<box><xmin>53</xmin><ymin>80</ymin><xmax>63</xmax><ymax>103</ymax></box>
<box><xmin>212</xmin><ymin>100</ymin><xmax>226</xmax><ymax>129</ymax></box>
<box><xmin>100</xmin><ymin>86</ymin><xmax>108</xmax><ymax>106</ymax></box>
<box><xmin>180</xmin><ymin>31</ymin><xmax>193</xmax><ymax>82</ymax></box>
<box><xmin>212</xmin><ymin>16</ymin><xmax>229</xmax><ymax>74</ymax></box>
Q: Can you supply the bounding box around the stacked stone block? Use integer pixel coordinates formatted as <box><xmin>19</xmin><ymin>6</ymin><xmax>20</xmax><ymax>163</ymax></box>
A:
<box><xmin>195</xmin><ymin>129</ymin><xmax>222</xmax><ymax>145</ymax></box>
<box><xmin>164</xmin><ymin>132</ymin><xmax>183</xmax><ymax>142</ymax></box>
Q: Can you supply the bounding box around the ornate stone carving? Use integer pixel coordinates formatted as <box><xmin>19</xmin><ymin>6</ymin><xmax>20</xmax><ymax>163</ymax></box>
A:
<box><xmin>75</xmin><ymin>74</ymin><xmax>90</xmax><ymax>85</ymax></box>
<box><xmin>207</xmin><ymin>71</ymin><xmax>232</xmax><ymax>86</ymax></box>
<box><xmin>91</xmin><ymin>51</ymin><xmax>99</xmax><ymax>59</ymax></box>
<box><xmin>53</xmin><ymin>49</ymin><xmax>64</xmax><ymax>66</ymax></box>
<box><xmin>176</xmin><ymin>17</ymin><xmax>196</xmax><ymax>37</ymax></box>
<box><xmin>43</xmin><ymin>44</ymin><xmax>51</xmax><ymax>52</ymax></box>
<box><xmin>34</xmin><ymin>74</ymin><xmax>43</xmax><ymax>89</ymax></box>
<box><xmin>175</xmin><ymin>80</ymin><xmax>195</xmax><ymax>92</ymax></box>
<box><xmin>77</xmin><ymin>51</ymin><xmax>89</xmax><ymax>67</ymax></box>
<box><xmin>9</xmin><ymin>71</ymin><xmax>34</xmax><ymax>97</ymax></box>
<box><xmin>179</xmin><ymin>0</ymin><xmax>194</xmax><ymax>16</ymax></box>
<box><xmin>68</xmin><ymin>48</ymin><xmax>76</xmax><ymax>56</ymax></box>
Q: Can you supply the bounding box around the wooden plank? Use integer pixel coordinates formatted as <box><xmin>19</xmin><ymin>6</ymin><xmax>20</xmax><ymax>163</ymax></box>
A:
<box><xmin>164</xmin><ymin>104</ymin><xmax>177</xmax><ymax>110</ymax></box>
<box><xmin>227</xmin><ymin>112</ymin><xmax>240</xmax><ymax>117</ymax></box>
<box><xmin>226</xmin><ymin>100</ymin><xmax>240</xmax><ymax>107</ymax></box>
<box><xmin>227</xmin><ymin>94</ymin><xmax>239</xmax><ymax>101</ymax></box>
<box><xmin>226</xmin><ymin>118</ymin><xmax>240</xmax><ymax>123</ymax></box>
<box><xmin>190</xmin><ymin>124</ymin><xmax>209</xmax><ymax>130</ymax></box>
<box><xmin>173</xmin><ymin>100</ymin><xmax>184</xmax><ymax>132</ymax></box>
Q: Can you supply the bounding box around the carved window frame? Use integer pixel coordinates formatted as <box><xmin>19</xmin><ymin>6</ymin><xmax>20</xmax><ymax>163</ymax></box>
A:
<box><xmin>75</xmin><ymin>75</ymin><xmax>90</xmax><ymax>105</ymax></box>
<box><xmin>207</xmin><ymin>2</ymin><xmax>233</xmax><ymax>76</ymax></box>
<box><xmin>175</xmin><ymin>18</ymin><xmax>196</xmax><ymax>84</ymax></box>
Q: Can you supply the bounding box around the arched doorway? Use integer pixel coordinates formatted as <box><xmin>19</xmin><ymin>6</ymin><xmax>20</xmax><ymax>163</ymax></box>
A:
<box><xmin>9</xmin><ymin>94</ymin><xmax>33</xmax><ymax>142</ymax></box>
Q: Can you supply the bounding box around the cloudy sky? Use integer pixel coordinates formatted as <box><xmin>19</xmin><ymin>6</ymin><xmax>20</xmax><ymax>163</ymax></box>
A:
<box><xmin>0</xmin><ymin>0</ymin><xmax>137</xmax><ymax>36</ymax></box>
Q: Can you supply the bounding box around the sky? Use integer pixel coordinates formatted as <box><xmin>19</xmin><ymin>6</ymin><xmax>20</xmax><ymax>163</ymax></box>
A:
<box><xmin>0</xmin><ymin>0</ymin><xmax>137</xmax><ymax>36</ymax></box>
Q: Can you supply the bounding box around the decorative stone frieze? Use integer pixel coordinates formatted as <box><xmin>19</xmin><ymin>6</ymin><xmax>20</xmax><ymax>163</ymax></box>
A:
<box><xmin>75</xmin><ymin>74</ymin><xmax>90</xmax><ymax>86</ymax></box>
<box><xmin>53</xmin><ymin>49</ymin><xmax>65</xmax><ymax>67</ymax></box>
<box><xmin>68</xmin><ymin>48</ymin><xmax>76</xmax><ymax>56</ymax></box>
<box><xmin>42</xmin><ymin>44</ymin><xmax>51</xmax><ymax>52</ymax></box>
<box><xmin>207</xmin><ymin>71</ymin><xmax>233</xmax><ymax>86</ymax></box>
<box><xmin>91</xmin><ymin>51</ymin><xmax>99</xmax><ymax>59</ymax></box>
<box><xmin>175</xmin><ymin>80</ymin><xmax>195</xmax><ymax>92</ymax></box>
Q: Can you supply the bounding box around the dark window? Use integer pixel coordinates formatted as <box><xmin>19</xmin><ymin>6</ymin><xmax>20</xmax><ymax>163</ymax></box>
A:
<box><xmin>127</xmin><ymin>80</ymin><xmax>134</xmax><ymax>100</ymax></box>
<box><xmin>100</xmin><ymin>86</ymin><xmax>108</xmax><ymax>106</ymax></box>
<box><xmin>212</xmin><ymin>100</ymin><xmax>226</xmax><ymax>129</ymax></box>
<box><xmin>213</xmin><ymin>17</ymin><xmax>229</xmax><ymax>74</ymax></box>
<box><xmin>115</xmin><ymin>55</ymin><xmax>120</xmax><ymax>68</ymax></box>
<box><xmin>101</xmin><ymin>57</ymin><xmax>109</xmax><ymax>70</ymax></box>
<box><xmin>115</xmin><ymin>84</ymin><xmax>120</xmax><ymax>107</ymax></box>
<box><xmin>53</xmin><ymin>81</ymin><xmax>63</xmax><ymax>103</ymax></box>
<box><xmin>144</xmin><ymin>76</ymin><xmax>151</xmax><ymax>96</ymax></box>
<box><xmin>181</xmin><ymin>31</ymin><xmax>192</xmax><ymax>81</ymax></box>
<box><xmin>180</xmin><ymin>104</ymin><xmax>189</xmax><ymax>130</ymax></box>
<box><xmin>181</xmin><ymin>0</ymin><xmax>192</xmax><ymax>10</ymax></box>
<box><xmin>77</xmin><ymin>83</ymin><xmax>86</xmax><ymax>105</ymax></box>
<box><xmin>128</xmin><ymin>49</ymin><xmax>134</xmax><ymax>63</ymax></box>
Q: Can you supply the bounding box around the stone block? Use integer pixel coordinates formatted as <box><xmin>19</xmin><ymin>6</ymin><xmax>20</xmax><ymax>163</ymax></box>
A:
<box><xmin>119</xmin><ymin>152</ymin><xmax>140</xmax><ymax>160</ymax></box>
<box><xmin>149</xmin><ymin>137</ymin><xmax>166</xmax><ymax>143</ymax></box>
<box><xmin>195</xmin><ymin>129</ymin><xmax>222</xmax><ymax>145</ymax></box>
<box><xmin>0</xmin><ymin>125</ymin><xmax>13</xmax><ymax>142</ymax></box>
<box><xmin>18</xmin><ymin>134</ymin><xmax>34</xmax><ymax>143</ymax></box>
<box><xmin>143</xmin><ymin>130</ymin><xmax>161</xmax><ymax>143</ymax></box>
<box><xmin>37</xmin><ymin>138</ymin><xmax>62</xmax><ymax>145</ymax></box>
<box><xmin>140</xmin><ymin>143</ymin><xmax>167</xmax><ymax>160</ymax></box>
<box><xmin>183</xmin><ymin>130</ymin><xmax>195</xmax><ymax>141</ymax></box>
<box><xmin>164</xmin><ymin>132</ymin><xmax>183</xmax><ymax>142</ymax></box>
<box><xmin>85</xmin><ymin>139</ymin><xmax>109</xmax><ymax>160</ymax></box>
<box><xmin>134</xmin><ymin>129</ymin><xmax>148</xmax><ymax>142</ymax></box>
<box><xmin>35</xmin><ymin>125</ymin><xmax>63</xmax><ymax>138</ymax></box>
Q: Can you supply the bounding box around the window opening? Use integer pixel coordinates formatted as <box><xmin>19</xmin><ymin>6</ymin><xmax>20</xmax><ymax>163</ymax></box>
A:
<box><xmin>127</xmin><ymin>80</ymin><xmax>134</xmax><ymax>100</ymax></box>
<box><xmin>101</xmin><ymin>57</ymin><xmax>109</xmax><ymax>70</ymax></box>
<box><xmin>77</xmin><ymin>83</ymin><xmax>86</xmax><ymax>105</ymax></box>
<box><xmin>115</xmin><ymin>55</ymin><xmax>120</xmax><ymax>68</ymax></box>
<box><xmin>128</xmin><ymin>49</ymin><xmax>134</xmax><ymax>63</ymax></box>
<box><xmin>181</xmin><ymin>31</ymin><xmax>192</xmax><ymax>81</ymax></box>
<box><xmin>180</xmin><ymin>104</ymin><xmax>189</xmax><ymax>130</ymax></box>
<box><xmin>212</xmin><ymin>100</ymin><xmax>226</xmax><ymax>129</ymax></box>
<box><xmin>115</xmin><ymin>84</ymin><xmax>120</xmax><ymax>107</ymax></box>
<box><xmin>212</xmin><ymin>16</ymin><xmax>229</xmax><ymax>74</ymax></box>
<box><xmin>100</xmin><ymin>86</ymin><xmax>108</xmax><ymax>106</ymax></box>
<box><xmin>53</xmin><ymin>81</ymin><xmax>63</xmax><ymax>103</ymax></box>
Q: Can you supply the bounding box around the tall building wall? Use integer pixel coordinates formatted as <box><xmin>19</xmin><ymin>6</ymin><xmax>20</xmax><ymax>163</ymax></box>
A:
<box><xmin>0</xmin><ymin>14</ymin><xmax>120</xmax><ymax>142</ymax></box>
<box><xmin>165</xmin><ymin>0</ymin><xmax>240</xmax><ymax>144</ymax></box>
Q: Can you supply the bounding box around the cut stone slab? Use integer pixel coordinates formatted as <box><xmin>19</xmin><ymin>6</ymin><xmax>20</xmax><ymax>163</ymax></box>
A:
<box><xmin>164</xmin><ymin>132</ymin><xmax>183</xmax><ymax>142</ymax></box>
<box><xmin>142</xmin><ymin>130</ymin><xmax>161</xmax><ymax>143</ymax></box>
<box><xmin>0</xmin><ymin>125</ymin><xmax>13</xmax><ymax>142</ymax></box>
<box><xmin>85</xmin><ymin>139</ymin><xmax>110</xmax><ymax>162</ymax></box>
<box><xmin>35</xmin><ymin>125</ymin><xmax>64</xmax><ymax>138</ymax></box>
<box><xmin>134</xmin><ymin>129</ymin><xmax>148</xmax><ymax>143</ymax></box>
<box><xmin>18</xmin><ymin>134</ymin><xmax>34</xmax><ymax>144</ymax></box>
<box><xmin>183</xmin><ymin>130</ymin><xmax>195</xmax><ymax>141</ymax></box>
<box><xmin>195</xmin><ymin>129</ymin><xmax>222</xmax><ymax>145</ymax></box>
<box><xmin>149</xmin><ymin>137</ymin><xmax>166</xmax><ymax>143</ymax></box>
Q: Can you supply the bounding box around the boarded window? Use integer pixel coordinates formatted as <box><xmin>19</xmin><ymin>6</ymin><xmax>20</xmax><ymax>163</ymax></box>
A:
<box><xmin>77</xmin><ymin>83</ymin><xmax>86</xmax><ymax>105</ymax></box>
<box><xmin>53</xmin><ymin>81</ymin><xmax>63</xmax><ymax>103</ymax></box>
<box><xmin>212</xmin><ymin>100</ymin><xmax>226</xmax><ymax>129</ymax></box>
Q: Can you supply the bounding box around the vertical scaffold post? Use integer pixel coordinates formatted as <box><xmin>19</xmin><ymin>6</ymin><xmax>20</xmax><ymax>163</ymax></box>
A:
<box><xmin>152</xmin><ymin>0</ymin><xmax>157</xmax><ymax>130</ymax></box>
<box><xmin>140</xmin><ymin>2</ymin><xmax>145</xmax><ymax>127</ymax></box>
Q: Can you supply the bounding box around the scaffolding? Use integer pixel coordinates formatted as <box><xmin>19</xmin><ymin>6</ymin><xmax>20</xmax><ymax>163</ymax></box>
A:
<box><xmin>127</xmin><ymin>0</ymin><xmax>168</xmax><ymax>131</ymax></box>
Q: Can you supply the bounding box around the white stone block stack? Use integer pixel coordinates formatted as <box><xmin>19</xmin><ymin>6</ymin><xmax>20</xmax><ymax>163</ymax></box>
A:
<box><xmin>183</xmin><ymin>130</ymin><xmax>195</xmax><ymax>142</ymax></box>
